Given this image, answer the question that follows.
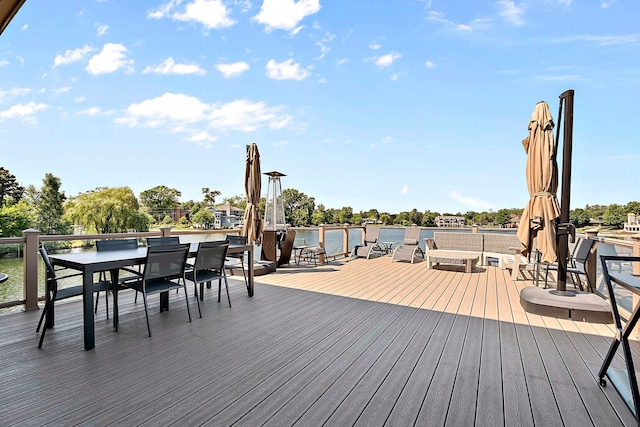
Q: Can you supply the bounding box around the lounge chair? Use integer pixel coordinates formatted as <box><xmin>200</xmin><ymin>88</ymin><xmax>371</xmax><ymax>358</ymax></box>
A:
<box><xmin>353</xmin><ymin>226</ymin><xmax>384</xmax><ymax>259</ymax></box>
<box><xmin>391</xmin><ymin>227</ymin><xmax>424</xmax><ymax>263</ymax></box>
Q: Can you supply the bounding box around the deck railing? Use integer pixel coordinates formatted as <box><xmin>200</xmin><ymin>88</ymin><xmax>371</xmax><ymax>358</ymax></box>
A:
<box><xmin>0</xmin><ymin>225</ymin><xmax>366</xmax><ymax>311</ymax></box>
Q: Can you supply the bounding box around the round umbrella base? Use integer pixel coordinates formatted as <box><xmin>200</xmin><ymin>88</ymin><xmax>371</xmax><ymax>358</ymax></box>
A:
<box><xmin>520</xmin><ymin>287</ymin><xmax>612</xmax><ymax>323</ymax></box>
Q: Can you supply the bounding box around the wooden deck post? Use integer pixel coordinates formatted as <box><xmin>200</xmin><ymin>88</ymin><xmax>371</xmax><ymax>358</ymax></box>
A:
<box><xmin>343</xmin><ymin>225</ymin><xmax>349</xmax><ymax>257</ymax></box>
<box><xmin>160</xmin><ymin>226</ymin><xmax>172</xmax><ymax>238</ymax></box>
<box><xmin>632</xmin><ymin>234</ymin><xmax>640</xmax><ymax>276</ymax></box>
<box><xmin>22</xmin><ymin>228</ymin><xmax>40</xmax><ymax>311</ymax></box>
<box><xmin>318</xmin><ymin>225</ymin><xmax>326</xmax><ymax>264</ymax></box>
<box><xmin>583</xmin><ymin>229</ymin><xmax>598</xmax><ymax>292</ymax></box>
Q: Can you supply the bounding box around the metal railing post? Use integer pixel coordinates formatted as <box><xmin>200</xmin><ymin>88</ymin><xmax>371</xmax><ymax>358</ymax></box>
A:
<box><xmin>23</xmin><ymin>228</ymin><xmax>40</xmax><ymax>311</ymax></box>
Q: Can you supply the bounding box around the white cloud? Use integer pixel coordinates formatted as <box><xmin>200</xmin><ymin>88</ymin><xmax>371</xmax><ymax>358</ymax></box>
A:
<box><xmin>425</xmin><ymin>60</ymin><xmax>437</xmax><ymax>68</ymax></box>
<box><xmin>314</xmin><ymin>33</ymin><xmax>335</xmax><ymax>60</ymax></box>
<box><xmin>0</xmin><ymin>59</ymin><xmax>9</xmax><ymax>67</ymax></box>
<box><xmin>143</xmin><ymin>57</ymin><xmax>206</xmax><ymax>75</ymax></box>
<box><xmin>450</xmin><ymin>190</ymin><xmax>492</xmax><ymax>209</ymax></box>
<box><xmin>557</xmin><ymin>0</ymin><xmax>572</xmax><ymax>5</ymax></box>
<box><xmin>552</xmin><ymin>34</ymin><xmax>638</xmax><ymax>46</ymax></box>
<box><xmin>0</xmin><ymin>87</ymin><xmax>31</xmax><ymax>100</ymax></box>
<box><xmin>273</xmin><ymin>140</ymin><xmax>289</xmax><ymax>147</ymax></box>
<box><xmin>54</xmin><ymin>86</ymin><xmax>72</xmax><ymax>95</ymax></box>
<box><xmin>148</xmin><ymin>0</ymin><xmax>235</xmax><ymax>29</ymax></box>
<box><xmin>53</xmin><ymin>45</ymin><xmax>93</xmax><ymax>67</ymax></box>
<box><xmin>74</xmin><ymin>96</ymin><xmax>86</xmax><ymax>103</ymax></box>
<box><xmin>369</xmin><ymin>42</ymin><xmax>382</xmax><ymax>50</ymax></box>
<box><xmin>370</xmin><ymin>135</ymin><xmax>394</xmax><ymax>148</ymax></box>
<box><xmin>374</xmin><ymin>52</ymin><xmax>401</xmax><ymax>68</ymax></box>
<box><xmin>336</xmin><ymin>58</ymin><xmax>349</xmax><ymax>65</ymax></box>
<box><xmin>0</xmin><ymin>102</ymin><xmax>48</xmax><ymax>122</ymax></box>
<box><xmin>86</xmin><ymin>43</ymin><xmax>134</xmax><ymax>75</ymax></box>
<box><xmin>266</xmin><ymin>59</ymin><xmax>311</xmax><ymax>80</ymax></box>
<box><xmin>77</xmin><ymin>107</ymin><xmax>103</xmax><ymax>116</ymax></box>
<box><xmin>186</xmin><ymin>131</ymin><xmax>217</xmax><ymax>148</ymax></box>
<box><xmin>401</xmin><ymin>185</ymin><xmax>408</xmax><ymax>194</ymax></box>
<box><xmin>253</xmin><ymin>0</ymin><xmax>321</xmax><ymax>32</ymax></box>
<box><xmin>290</xmin><ymin>25</ymin><xmax>304</xmax><ymax>36</ymax></box>
<box><xmin>497</xmin><ymin>1</ymin><xmax>525</xmax><ymax>26</ymax></box>
<box><xmin>390</xmin><ymin>73</ymin><xmax>400</xmax><ymax>81</ymax></box>
<box><xmin>21</xmin><ymin>24</ymin><xmax>28</xmax><ymax>31</ymax></box>
<box><xmin>96</xmin><ymin>24</ymin><xmax>109</xmax><ymax>36</ymax></box>
<box><xmin>117</xmin><ymin>93</ymin><xmax>293</xmax><ymax>135</ymax></box>
<box><xmin>215</xmin><ymin>61</ymin><xmax>250</xmax><ymax>78</ymax></box>
<box><xmin>427</xmin><ymin>10</ymin><xmax>491</xmax><ymax>32</ymax></box>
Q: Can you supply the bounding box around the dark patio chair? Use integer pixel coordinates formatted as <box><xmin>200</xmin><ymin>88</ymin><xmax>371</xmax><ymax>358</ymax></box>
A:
<box><xmin>146</xmin><ymin>236</ymin><xmax>180</xmax><ymax>246</ymax></box>
<box><xmin>121</xmin><ymin>243</ymin><xmax>198</xmax><ymax>337</ymax></box>
<box><xmin>185</xmin><ymin>241</ymin><xmax>231</xmax><ymax>307</ymax></box>
<box><xmin>542</xmin><ymin>238</ymin><xmax>596</xmax><ymax>291</ymax></box>
<box><xmin>225</xmin><ymin>235</ymin><xmax>248</xmax><ymax>290</ymax></box>
<box><xmin>95</xmin><ymin>238</ymin><xmax>142</xmax><ymax>327</ymax></box>
<box><xmin>36</xmin><ymin>245</ymin><xmax>114</xmax><ymax>348</ymax></box>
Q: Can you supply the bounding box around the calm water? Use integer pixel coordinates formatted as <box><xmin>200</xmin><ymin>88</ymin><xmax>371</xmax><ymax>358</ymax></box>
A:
<box><xmin>5</xmin><ymin>227</ymin><xmax>632</xmax><ymax>312</ymax></box>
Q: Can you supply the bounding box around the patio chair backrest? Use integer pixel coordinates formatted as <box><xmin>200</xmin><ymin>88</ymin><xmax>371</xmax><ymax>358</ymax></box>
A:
<box><xmin>146</xmin><ymin>236</ymin><xmax>180</xmax><ymax>247</ymax></box>
<box><xmin>572</xmin><ymin>238</ymin><xmax>595</xmax><ymax>266</ymax></box>
<box><xmin>402</xmin><ymin>227</ymin><xmax>421</xmax><ymax>246</ymax></box>
<box><xmin>143</xmin><ymin>244</ymin><xmax>190</xmax><ymax>281</ymax></box>
<box><xmin>194</xmin><ymin>241</ymin><xmax>228</xmax><ymax>272</ymax></box>
<box><xmin>226</xmin><ymin>235</ymin><xmax>247</xmax><ymax>245</ymax></box>
<box><xmin>96</xmin><ymin>238</ymin><xmax>138</xmax><ymax>251</ymax></box>
<box><xmin>39</xmin><ymin>246</ymin><xmax>58</xmax><ymax>291</ymax></box>
<box><xmin>483</xmin><ymin>233</ymin><xmax>520</xmax><ymax>254</ymax></box>
<box><xmin>433</xmin><ymin>232</ymin><xmax>483</xmax><ymax>252</ymax></box>
<box><xmin>364</xmin><ymin>226</ymin><xmax>381</xmax><ymax>244</ymax></box>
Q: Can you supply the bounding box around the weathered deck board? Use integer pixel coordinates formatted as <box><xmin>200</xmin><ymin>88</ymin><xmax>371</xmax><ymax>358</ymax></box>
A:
<box><xmin>0</xmin><ymin>256</ymin><xmax>633</xmax><ymax>426</ymax></box>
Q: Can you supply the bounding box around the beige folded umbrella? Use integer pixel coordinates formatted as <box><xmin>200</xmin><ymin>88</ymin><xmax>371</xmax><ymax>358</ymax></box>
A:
<box><xmin>517</xmin><ymin>101</ymin><xmax>561</xmax><ymax>264</ymax></box>
<box><xmin>241</xmin><ymin>143</ymin><xmax>263</xmax><ymax>245</ymax></box>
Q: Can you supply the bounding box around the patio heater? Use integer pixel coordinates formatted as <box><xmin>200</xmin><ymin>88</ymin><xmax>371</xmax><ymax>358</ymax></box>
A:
<box><xmin>262</xmin><ymin>171</ymin><xmax>287</xmax><ymax>264</ymax></box>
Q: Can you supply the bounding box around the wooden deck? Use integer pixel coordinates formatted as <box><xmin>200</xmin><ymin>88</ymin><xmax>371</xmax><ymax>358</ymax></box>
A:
<box><xmin>0</xmin><ymin>256</ymin><xmax>636</xmax><ymax>426</ymax></box>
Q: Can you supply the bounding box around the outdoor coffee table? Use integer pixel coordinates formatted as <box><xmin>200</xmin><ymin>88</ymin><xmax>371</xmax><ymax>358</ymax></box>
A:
<box><xmin>427</xmin><ymin>250</ymin><xmax>479</xmax><ymax>273</ymax></box>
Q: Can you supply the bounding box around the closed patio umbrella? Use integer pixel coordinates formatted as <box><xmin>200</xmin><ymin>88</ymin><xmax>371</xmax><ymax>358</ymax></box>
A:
<box><xmin>517</xmin><ymin>101</ymin><xmax>561</xmax><ymax>264</ymax></box>
<box><xmin>241</xmin><ymin>143</ymin><xmax>263</xmax><ymax>245</ymax></box>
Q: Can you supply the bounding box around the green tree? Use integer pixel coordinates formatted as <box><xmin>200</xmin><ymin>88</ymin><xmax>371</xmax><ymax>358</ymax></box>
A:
<box><xmin>494</xmin><ymin>209</ymin><xmax>512</xmax><ymax>226</ymax></box>
<box><xmin>338</xmin><ymin>206</ymin><xmax>353</xmax><ymax>224</ymax></box>
<box><xmin>202</xmin><ymin>187</ymin><xmax>221</xmax><ymax>207</ymax></box>
<box><xmin>34</xmin><ymin>173</ymin><xmax>71</xmax><ymax>235</ymax></box>
<box><xmin>625</xmin><ymin>201</ymin><xmax>640</xmax><ymax>216</ymax></box>
<box><xmin>603</xmin><ymin>204</ymin><xmax>626</xmax><ymax>229</ymax></box>
<box><xmin>421</xmin><ymin>210</ymin><xmax>438</xmax><ymax>227</ymax></box>
<box><xmin>222</xmin><ymin>194</ymin><xmax>247</xmax><ymax>210</ymax></box>
<box><xmin>282</xmin><ymin>188</ymin><xmax>315</xmax><ymax>227</ymax></box>
<box><xmin>65</xmin><ymin>187</ymin><xmax>149</xmax><ymax>233</ymax></box>
<box><xmin>570</xmin><ymin>208</ymin><xmax>590</xmax><ymax>228</ymax></box>
<box><xmin>140</xmin><ymin>185</ymin><xmax>181</xmax><ymax>222</ymax></box>
<box><xmin>409</xmin><ymin>208</ymin><xmax>423</xmax><ymax>226</ymax></box>
<box><xmin>0</xmin><ymin>199</ymin><xmax>34</xmax><ymax>237</ymax></box>
<box><xmin>352</xmin><ymin>213</ymin><xmax>363</xmax><ymax>226</ymax></box>
<box><xmin>191</xmin><ymin>209</ymin><xmax>215</xmax><ymax>229</ymax></box>
<box><xmin>0</xmin><ymin>166</ymin><xmax>25</xmax><ymax>206</ymax></box>
<box><xmin>379</xmin><ymin>213</ymin><xmax>391</xmax><ymax>225</ymax></box>
<box><xmin>311</xmin><ymin>204</ymin><xmax>329</xmax><ymax>225</ymax></box>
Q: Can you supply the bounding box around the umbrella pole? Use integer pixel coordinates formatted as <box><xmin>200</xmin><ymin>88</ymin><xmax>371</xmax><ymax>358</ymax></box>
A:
<box><xmin>556</xmin><ymin>89</ymin><xmax>575</xmax><ymax>293</ymax></box>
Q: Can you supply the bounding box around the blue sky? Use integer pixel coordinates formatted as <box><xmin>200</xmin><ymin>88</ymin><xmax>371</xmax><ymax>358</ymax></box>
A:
<box><xmin>1</xmin><ymin>0</ymin><xmax>638</xmax><ymax>214</ymax></box>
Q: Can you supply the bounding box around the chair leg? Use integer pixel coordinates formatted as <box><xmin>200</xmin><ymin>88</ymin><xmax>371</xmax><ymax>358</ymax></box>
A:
<box><xmin>36</xmin><ymin>299</ymin><xmax>51</xmax><ymax>333</ymax></box>
<box><xmin>182</xmin><ymin>282</ymin><xmax>192</xmax><ymax>322</ymax></box>
<box><xmin>218</xmin><ymin>279</ymin><xmax>222</xmax><ymax>302</ymax></box>
<box><xmin>142</xmin><ymin>293</ymin><xmax>151</xmax><ymax>337</ymax></box>
<box><xmin>224</xmin><ymin>274</ymin><xmax>231</xmax><ymax>308</ymax></box>
<box><xmin>192</xmin><ymin>282</ymin><xmax>201</xmax><ymax>318</ymax></box>
<box><xmin>94</xmin><ymin>291</ymin><xmax>100</xmax><ymax>314</ymax></box>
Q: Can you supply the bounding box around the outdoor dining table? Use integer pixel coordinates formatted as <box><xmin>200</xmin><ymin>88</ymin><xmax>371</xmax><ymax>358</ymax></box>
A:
<box><xmin>47</xmin><ymin>242</ymin><xmax>254</xmax><ymax>351</ymax></box>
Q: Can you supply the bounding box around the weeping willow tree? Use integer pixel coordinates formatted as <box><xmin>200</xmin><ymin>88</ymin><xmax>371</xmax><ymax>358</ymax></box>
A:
<box><xmin>64</xmin><ymin>187</ymin><xmax>150</xmax><ymax>234</ymax></box>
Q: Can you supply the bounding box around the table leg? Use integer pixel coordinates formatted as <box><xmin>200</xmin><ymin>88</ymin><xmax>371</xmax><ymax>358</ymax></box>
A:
<box><xmin>110</xmin><ymin>269</ymin><xmax>120</xmax><ymax>331</ymax></box>
<box><xmin>248</xmin><ymin>246</ymin><xmax>254</xmax><ymax>297</ymax></box>
<box><xmin>160</xmin><ymin>291</ymin><xmax>169</xmax><ymax>312</ymax></box>
<box><xmin>465</xmin><ymin>260</ymin><xmax>472</xmax><ymax>273</ymax></box>
<box><xmin>511</xmin><ymin>253</ymin><xmax>522</xmax><ymax>281</ymax></box>
<box><xmin>83</xmin><ymin>269</ymin><xmax>95</xmax><ymax>351</ymax></box>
